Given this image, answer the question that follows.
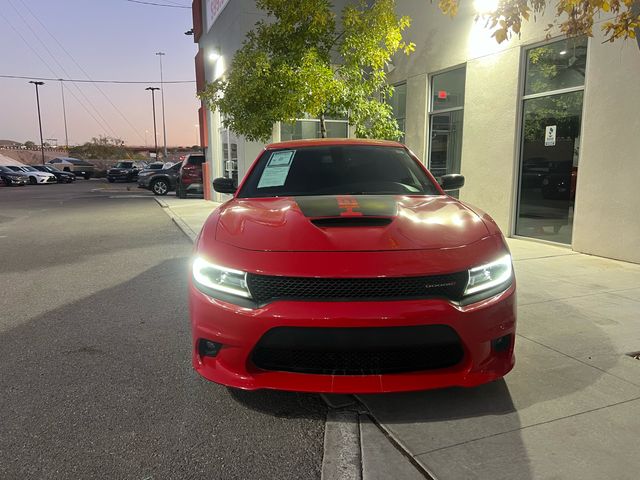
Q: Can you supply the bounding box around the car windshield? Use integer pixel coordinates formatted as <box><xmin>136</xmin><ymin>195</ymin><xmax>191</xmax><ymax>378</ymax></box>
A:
<box><xmin>237</xmin><ymin>145</ymin><xmax>440</xmax><ymax>198</ymax></box>
<box><xmin>20</xmin><ymin>166</ymin><xmax>38</xmax><ymax>172</ymax></box>
<box><xmin>115</xmin><ymin>162</ymin><xmax>133</xmax><ymax>168</ymax></box>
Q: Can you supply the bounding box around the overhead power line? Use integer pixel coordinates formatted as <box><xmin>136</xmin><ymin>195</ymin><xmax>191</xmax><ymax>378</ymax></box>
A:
<box><xmin>15</xmin><ymin>0</ymin><xmax>146</xmax><ymax>143</ymax></box>
<box><xmin>5</xmin><ymin>0</ymin><xmax>120</xmax><ymax>138</ymax></box>
<box><xmin>0</xmin><ymin>9</ymin><xmax>117</xmax><ymax>137</ymax></box>
<box><xmin>125</xmin><ymin>0</ymin><xmax>190</xmax><ymax>8</ymax></box>
<box><xmin>0</xmin><ymin>74</ymin><xmax>195</xmax><ymax>84</ymax></box>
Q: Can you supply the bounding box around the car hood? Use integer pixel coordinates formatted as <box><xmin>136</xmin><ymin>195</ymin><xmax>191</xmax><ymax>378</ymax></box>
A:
<box><xmin>215</xmin><ymin>195</ymin><xmax>490</xmax><ymax>252</ymax></box>
<box><xmin>28</xmin><ymin>171</ymin><xmax>54</xmax><ymax>177</ymax></box>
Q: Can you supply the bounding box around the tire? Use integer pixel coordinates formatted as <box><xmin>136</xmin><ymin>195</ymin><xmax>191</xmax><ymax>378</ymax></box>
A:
<box><xmin>29</xmin><ymin>176</ymin><xmax>37</xmax><ymax>185</ymax></box>
<box><xmin>84</xmin><ymin>174</ymin><xmax>92</xmax><ymax>180</ymax></box>
<box><xmin>107</xmin><ymin>178</ymin><xmax>115</xmax><ymax>183</ymax></box>
<box><xmin>151</xmin><ymin>178</ymin><xmax>169</xmax><ymax>196</ymax></box>
<box><xmin>176</xmin><ymin>184</ymin><xmax>187</xmax><ymax>198</ymax></box>
<box><xmin>63</xmin><ymin>167</ymin><xmax>70</xmax><ymax>172</ymax></box>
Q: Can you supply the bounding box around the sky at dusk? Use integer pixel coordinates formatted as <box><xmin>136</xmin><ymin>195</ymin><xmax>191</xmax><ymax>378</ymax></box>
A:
<box><xmin>0</xmin><ymin>0</ymin><xmax>200</xmax><ymax>147</ymax></box>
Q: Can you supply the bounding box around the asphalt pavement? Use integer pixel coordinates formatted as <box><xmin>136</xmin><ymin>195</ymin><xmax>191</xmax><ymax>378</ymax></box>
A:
<box><xmin>0</xmin><ymin>181</ymin><xmax>327</xmax><ymax>479</ymax></box>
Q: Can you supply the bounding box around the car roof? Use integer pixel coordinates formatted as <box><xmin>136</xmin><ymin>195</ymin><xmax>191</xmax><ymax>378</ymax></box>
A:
<box><xmin>52</xmin><ymin>157</ymin><xmax>93</xmax><ymax>165</ymax></box>
<box><xmin>265</xmin><ymin>138</ymin><xmax>404</xmax><ymax>150</ymax></box>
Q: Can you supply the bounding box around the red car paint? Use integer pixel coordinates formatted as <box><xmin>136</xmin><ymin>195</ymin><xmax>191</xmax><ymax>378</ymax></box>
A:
<box><xmin>189</xmin><ymin>139</ymin><xmax>516</xmax><ymax>393</ymax></box>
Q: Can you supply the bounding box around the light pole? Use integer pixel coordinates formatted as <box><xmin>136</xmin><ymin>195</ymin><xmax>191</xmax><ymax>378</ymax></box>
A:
<box><xmin>29</xmin><ymin>80</ymin><xmax>46</xmax><ymax>164</ymax></box>
<box><xmin>145</xmin><ymin>87</ymin><xmax>160</xmax><ymax>157</ymax></box>
<box><xmin>155</xmin><ymin>52</ymin><xmax>168</xmax><ymax>159</ymax></box>
<box><xmin>59</xmin><ymin>79</ymin><xmax>69</xmax><ymax>148</ymax></box>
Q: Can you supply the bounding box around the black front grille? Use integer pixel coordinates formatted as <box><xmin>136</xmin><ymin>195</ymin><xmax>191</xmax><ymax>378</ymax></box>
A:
<box><xmin>251</xmin><ymin>326</ymin><xmax>464</xmax><ymax>375</ymax></box>
<box><xmin>246</xmin><ymin>271</ymin><xmax>468</xmax><ymax>304</ymax></box>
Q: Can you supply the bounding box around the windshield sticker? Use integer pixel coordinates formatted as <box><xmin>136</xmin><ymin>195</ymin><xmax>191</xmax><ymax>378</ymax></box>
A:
<box><xmin>257</xmin><ymin>150</ymin><xmax>295</xmax><ymax>188</ymax></box>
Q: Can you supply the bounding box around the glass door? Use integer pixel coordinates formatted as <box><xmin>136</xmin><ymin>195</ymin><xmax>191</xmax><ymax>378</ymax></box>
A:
<box><xmin>515</xmin><ymin>38</ymin><xmax>587</xmax><ymax>244</ymax></box>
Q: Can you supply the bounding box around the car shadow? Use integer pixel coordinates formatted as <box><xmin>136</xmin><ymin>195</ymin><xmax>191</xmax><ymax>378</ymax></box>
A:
<box><xmin>227</xmin><ymin>387</ymin><xmax>326</xmax><ymax>419</ymax></box>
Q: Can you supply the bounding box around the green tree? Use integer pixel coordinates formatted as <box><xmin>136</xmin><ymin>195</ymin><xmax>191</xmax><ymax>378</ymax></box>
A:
<box><xmin>198</xmin><ymin>0</ymin><xmax>414</xmax><ymax>142</ymax></box>
<box><xmin>436</xmin><ymin>0</ymin><xmax>640</xmax><ymax>50</ymax></box>
<box><xmin>23</xmin><ymin>141</ymin><xmax>36</xmax><ymax>149</ymax></box>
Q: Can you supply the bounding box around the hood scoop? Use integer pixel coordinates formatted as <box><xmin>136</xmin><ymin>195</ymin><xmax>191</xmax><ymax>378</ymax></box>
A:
<box><xmin>311</xmin><ymin>217</ymin><xmax>393</xmax><ymax>228</ymax></box>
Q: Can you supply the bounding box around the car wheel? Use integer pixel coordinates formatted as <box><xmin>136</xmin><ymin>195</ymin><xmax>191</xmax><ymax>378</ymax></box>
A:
<box><xmin>84</xmin><ymin>174</ymin><xmax>91</xmax><ymax>180</ymax></box>
<box><xmin>152</xmin><ymin>179</ymin><xmax>169</xmax><ymax>196</ymax></box>
<box><xmin>107</xmin><ymin>178</ymin><xmax>115</xmax><ymax>183</ymax></box>
<box><xmin>29</xmin><ymin>176</ymin><xmax>37</xmax><ymax>185</ymax></box>
<box><xmin>63</xmin><ymin>167</ymin><xmax>70</xmax><ymax>172</ymax></box>
<box><xmin>177</xmin><ymin>184</ymin><xmax>187</xmax><ymax>198</ymax></box>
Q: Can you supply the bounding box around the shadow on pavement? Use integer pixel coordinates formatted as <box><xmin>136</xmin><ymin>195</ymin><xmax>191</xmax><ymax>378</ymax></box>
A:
<box><xmin>0</xmin><ymin>257</ymin><xmax>326</xmax><ymax>480</ymax></box>
<box><xmin>228</xmin><ymin>387</ymin><xmax>326</xmax><ymax>419</ymax></box>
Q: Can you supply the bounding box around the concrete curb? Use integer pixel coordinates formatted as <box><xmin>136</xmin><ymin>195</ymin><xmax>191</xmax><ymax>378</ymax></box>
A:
<box><xmin>321</xmin><ymin>410</ymin><xmax>362</xmax><ymax>480</ymax></box>
<box><xmin>154</xmin><ymin>197</ymin><xmax>198</xmax><ymax>242</ymax></box>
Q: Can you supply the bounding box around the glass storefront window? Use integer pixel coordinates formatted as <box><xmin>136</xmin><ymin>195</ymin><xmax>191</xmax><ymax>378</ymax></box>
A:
<box><xmin>280</xmin><ymin>119</ymin><xmax>348</xmax><ymax>141</ymax></box>
<box><xmin>428</xmin><ymin>110</ymin><xmax>464</xmax><ymax>178</ymax></box>
<box><xmin>524</xmin><ymin>37</ymin><xmax>588</xmax><ymax>96</ymax></box>
<box><xmin>388</xmin><ymin>82</ymin><xmax>407</xmax><ymax>143</ymax></box>
<box><xmin>431</xmin><ymin>67</ymin><xmax>466</xmax><ymax>112</ymax></box>
<box><xmin>428</xmin><ymin>67</ymin><xmax>466</xmax><ymax>182</ymax></box>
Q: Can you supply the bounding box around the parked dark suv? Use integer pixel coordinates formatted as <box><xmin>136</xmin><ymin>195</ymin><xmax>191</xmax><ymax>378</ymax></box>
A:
<box><xmin>137</xmin><ymin>161</ymin><xmax>182</xmax><ymax>196</ymax></box>
<box><xmin>176</xmin><ymin>154</ymin><xmax>205</xmax><ymax>198</ymax></box>
<box><xmin>107</xmin><ymin>161</ymin><xmax>147</xmax><ymax>183</ymax></box>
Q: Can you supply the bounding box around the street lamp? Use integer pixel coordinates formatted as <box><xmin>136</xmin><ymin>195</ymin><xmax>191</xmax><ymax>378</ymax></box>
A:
<box><xmin>155</xmin><ymin>52</ymin><xmax>168</xmax><ymax>159</ymax></box>
<box><xmin>145</xmin><ymin>87</ymin><xmax>160</xmax><ymax>158</ymax></box>
<box><xmin>28</xmin><ymin>80</ymin><xmax>46</xmax><ymax>164</ymax></box>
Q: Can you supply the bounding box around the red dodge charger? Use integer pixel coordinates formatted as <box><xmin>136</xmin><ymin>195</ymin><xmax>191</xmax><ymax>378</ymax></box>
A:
<box><xmin>189</xmin><ymin>139</ymin><xmax>516</xmax><ymax>393</ymax></box>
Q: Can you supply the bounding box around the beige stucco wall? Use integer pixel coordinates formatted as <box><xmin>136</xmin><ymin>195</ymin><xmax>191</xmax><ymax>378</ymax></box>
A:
<box><xmin>458</xmin><ymin>48</ymin><xmax>520</xmax><ymax>234</ymax></box>
<box><xmin>571</xmin><ymin>31</ymin><xmax>640</xmax><ymax>263</ymax></box>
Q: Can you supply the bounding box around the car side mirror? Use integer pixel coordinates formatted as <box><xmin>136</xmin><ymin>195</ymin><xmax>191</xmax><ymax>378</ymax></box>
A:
<box><xmin>213</xmin><ymin>177</ymin><xmax>236</xmax><ymax>194</ymax></box>
<box><xmin>439</xmin><ymin>174</ymin><xmax>465</xmax><ymax>191</ymax></box>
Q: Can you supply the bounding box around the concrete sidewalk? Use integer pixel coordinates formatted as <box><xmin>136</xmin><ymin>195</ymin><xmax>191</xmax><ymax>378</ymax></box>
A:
<box><xmin>157</xmin><ymin>197</ymin><xmax>640</xmax><ymax>480</ymax></box>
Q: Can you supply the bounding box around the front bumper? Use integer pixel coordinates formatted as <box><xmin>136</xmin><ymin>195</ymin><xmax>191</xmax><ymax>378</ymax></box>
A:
<box><xmin>189</xmin><ymin>282</ymin><xmax>516</xmax><ymax>393</ymax></box>
<box><xmin>107</xmin><ymin>173</ymin><xmax>133</xmax><ymax>181</ymax></box>
<box><xmin>137</xmin><ymin>176</ymin><xmax>153</xmax><ymax>188</ymax></box>
<box><xmin>37</xmin><ymin>176</ymin><xmax>57</xmax><ymax>184</ymax></box>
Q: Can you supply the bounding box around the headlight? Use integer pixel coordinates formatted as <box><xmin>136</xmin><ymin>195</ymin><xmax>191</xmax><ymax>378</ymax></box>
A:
<box><xmin>192</xmin><ymin>256</ymin><xmax>252</xmax><ymax>299</ymax></box>
<box><xmin>464</xmin><ymin>254</ymin><xmax>513</xmax><ymax>296</ymax></box>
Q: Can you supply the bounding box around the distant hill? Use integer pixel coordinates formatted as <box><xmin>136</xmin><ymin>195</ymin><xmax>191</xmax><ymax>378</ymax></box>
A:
<box><xmin>0</xmin><ymin>140</ymin><xmax>22</xmax><ymax>147</ymax></box>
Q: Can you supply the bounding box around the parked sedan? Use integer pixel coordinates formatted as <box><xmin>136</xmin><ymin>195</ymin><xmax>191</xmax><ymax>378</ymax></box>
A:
<box><xmin>190</xmin><ymin>139</ymin><xmax>516</xmax><ymax>394</ymax></box>
<box><xmin>6</xmin><ymin>166</ymin><xmax>57</xmax><ymax>184</ymax></box>
<box><xmin>31</xmin><ymin>165</ymin><xmax>76</xmax><ymax>183</ymax></box>
<box><xmin>107</xmin><ymin>161</ymin><xmax>147</xmax><ymax>183</ymax></box>
<box><xmin>0</xmin><ymin>165</ymin><xmax>28</xmax><ymax>186</ymax></box>
<box><xmin>137</xmin><ymin>161</ymin><xmax>182</xmax><ymax>195</ymax></box>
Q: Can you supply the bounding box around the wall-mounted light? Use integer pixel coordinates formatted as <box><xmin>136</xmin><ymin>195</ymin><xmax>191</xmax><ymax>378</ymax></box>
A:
<box><xmin>209</xmin><ymin>51</ymin><xmax>220</xmax><ymax>62</ymax></box>
<box><xmin>559</xmin><ymin>50</ymin><xmax>567</xmax><ymax>55</ymax></box>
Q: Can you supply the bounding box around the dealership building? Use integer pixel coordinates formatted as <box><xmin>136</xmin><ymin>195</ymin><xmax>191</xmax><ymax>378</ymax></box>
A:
<box><xmin>191</xmin><ymin>0</ymin><xmax>640</xmax><ymax>264</ymax></box>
